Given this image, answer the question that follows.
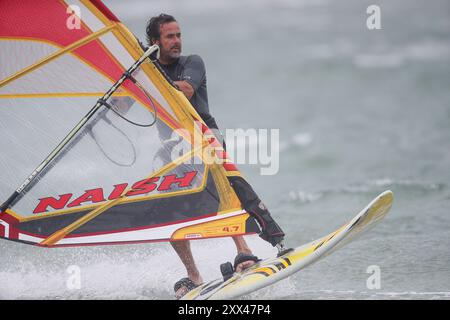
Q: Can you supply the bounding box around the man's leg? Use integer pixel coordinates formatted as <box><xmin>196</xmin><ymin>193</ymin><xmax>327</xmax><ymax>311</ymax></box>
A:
<box><xmin>232</xmin><ymin>236</ymin><xmax>251</xmax><ymax>254</ymax></box>
<box><xmin>229</xmin><ymin>176</ymin><xmax>285</xmax><ymax>247</ymax></box>
<box><xmin>171</xmin><ymin>241</ymin><xmax>203</xmax><ymax>297</ymax></box>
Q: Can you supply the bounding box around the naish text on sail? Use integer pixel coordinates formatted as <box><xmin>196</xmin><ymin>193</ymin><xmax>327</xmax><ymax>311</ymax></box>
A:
<box><xmin>33</xmin><ymin>171</ymin><xmax>197</xmax><ymax>214</ymax></box>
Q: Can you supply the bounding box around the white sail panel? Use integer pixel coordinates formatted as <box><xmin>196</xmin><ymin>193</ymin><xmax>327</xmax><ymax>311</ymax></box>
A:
<box><xmin>0</xmin><ymin>46</ymin><xmax>115</xmax><ymax>95</ymax></box>
<box><xmin>0</xmin><ymin>40</ymin><xmax>59</xmax><ymax>81</ymax></box>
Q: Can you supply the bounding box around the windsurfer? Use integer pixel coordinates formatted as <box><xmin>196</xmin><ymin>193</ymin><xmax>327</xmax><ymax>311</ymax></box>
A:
<box><xmin>145</xmin><ymin>14</ymin><xmax>286</xmax><ymax>299</ymax></box>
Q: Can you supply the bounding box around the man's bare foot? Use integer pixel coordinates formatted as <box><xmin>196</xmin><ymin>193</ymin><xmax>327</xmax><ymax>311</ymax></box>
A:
<box><xmin>235</xmin><ymin>260</ymin><xmax>257</xmax><ymax>273</ymax></box>
<box><xmin>234</xmin><ymin>252</ymin><xmax>260</xmax><ymax>273</ymax></box>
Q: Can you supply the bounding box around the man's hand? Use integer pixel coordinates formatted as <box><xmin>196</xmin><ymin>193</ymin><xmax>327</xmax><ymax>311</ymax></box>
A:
<box><xmin>174</xmin><ymin>81</ymin><xmax>194</xmax><ymax>100</ymax></box>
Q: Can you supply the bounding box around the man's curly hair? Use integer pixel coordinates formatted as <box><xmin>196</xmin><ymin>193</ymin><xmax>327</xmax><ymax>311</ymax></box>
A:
<box><xmin>146</xmin><ymin>13</ymin><xmax>177</xmax><ymax>46</ymax></box>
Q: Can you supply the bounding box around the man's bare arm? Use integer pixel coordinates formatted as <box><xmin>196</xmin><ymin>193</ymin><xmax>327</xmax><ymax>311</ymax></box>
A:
<box><xmin>174</xmin><ymin>81</ymin><xmax>194</xmax><ymax>100</ymax></box>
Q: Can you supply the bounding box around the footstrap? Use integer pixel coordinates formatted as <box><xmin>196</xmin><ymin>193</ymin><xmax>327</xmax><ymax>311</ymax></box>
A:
<box><xmin>174</xmin><ymin>277</ymin><xmax>197</xmax><ymax>293</ymax></box>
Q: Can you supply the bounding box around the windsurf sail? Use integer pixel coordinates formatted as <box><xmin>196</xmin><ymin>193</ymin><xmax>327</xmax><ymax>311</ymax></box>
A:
<box><xmin>0</xmin><ymin>0</ymin><xmax>259</xmax><ymax>247</ymax></box>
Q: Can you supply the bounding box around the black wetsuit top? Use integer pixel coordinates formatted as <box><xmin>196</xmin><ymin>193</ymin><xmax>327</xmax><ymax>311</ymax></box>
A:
<box><xmin>159</xmin><ymin>55</ymin><xmax>219</xmax><ymax>130</ymax></box>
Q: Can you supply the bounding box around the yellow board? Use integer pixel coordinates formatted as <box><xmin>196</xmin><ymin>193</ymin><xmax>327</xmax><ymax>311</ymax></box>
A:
<box><xmin>182</xmin><ymin>190</ymin><xmax>394</xmax><ymax>300</ymax></box>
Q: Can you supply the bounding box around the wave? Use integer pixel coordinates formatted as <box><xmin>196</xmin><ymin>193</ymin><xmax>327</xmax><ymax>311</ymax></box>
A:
<box><xmin>354</xmin><ymin>41</ymin><xmax>450</xmax><ymax>68</ymax></box>
<box><xmin>285</xmin><ymin>178</ymin><xmax>447</xmax><ymax>204</ymax></box>
<box><xmin>354</xmin><ymin>53</ymin><xmax>405</xmax><ymax>68</ymax></box>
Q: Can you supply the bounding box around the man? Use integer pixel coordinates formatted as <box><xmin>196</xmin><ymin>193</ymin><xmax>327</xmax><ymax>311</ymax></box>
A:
<box><xmin>145</xmin><ymin>14</ymin><xmax>286</xmax><ymax>299</ymax></box>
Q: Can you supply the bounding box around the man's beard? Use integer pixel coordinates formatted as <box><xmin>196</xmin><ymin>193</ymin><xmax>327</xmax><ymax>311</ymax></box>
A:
<box><xmin>165</xmin><ymin>46</ymin><xmax>181</xmax><ymax>60</ymax></box>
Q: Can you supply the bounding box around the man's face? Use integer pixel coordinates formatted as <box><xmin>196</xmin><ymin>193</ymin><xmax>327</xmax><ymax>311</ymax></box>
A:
<box><xmin>156</xmin><ymin>21</ymin><xmax>182</xmax><ymax>62</ymax></box>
